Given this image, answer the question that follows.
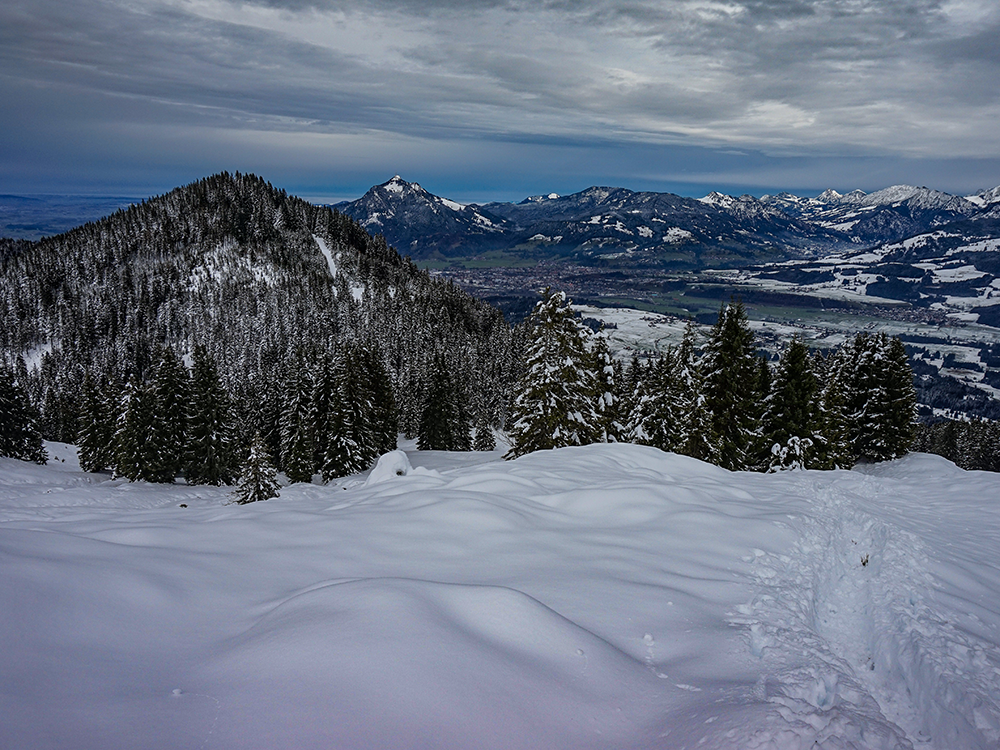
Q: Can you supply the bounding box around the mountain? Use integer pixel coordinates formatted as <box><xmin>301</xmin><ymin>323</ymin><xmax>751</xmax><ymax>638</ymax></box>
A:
<box><xmin>335</xmin><ymin>176</ymin><xmax>511</xmax><ymax>258</ymax></box>
<box><xmin>760</xmin><ymin>185</ymin><xmax>983</xmax><ymax>247</ymax></box>
<box><xmin>0</xmin><ymin>172</ymin><xmax>513</xmax><ymax>445</ymax></box>
<box><xmin>338</xmin><ymin>179</ymin><xmax>850</xmax><ymax>268</ymax></box>
<box><xmin>337</xmin><ymin>178</ymin><xmax>1000</xmax><ymax>269</ymax></box>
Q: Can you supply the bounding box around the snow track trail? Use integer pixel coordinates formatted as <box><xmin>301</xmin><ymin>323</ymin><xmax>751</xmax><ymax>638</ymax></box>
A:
<box><xmin>732</xmin><ymin>470</ymin><xmax>1000</xmax><ymax>749</ymax></box>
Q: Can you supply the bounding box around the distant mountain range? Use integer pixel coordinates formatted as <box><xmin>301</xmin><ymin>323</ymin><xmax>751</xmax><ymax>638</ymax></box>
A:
<box><xmin>335</xmin><ymin>177</ymin><xmax>1000</xmax><ymax>269</ymax></box>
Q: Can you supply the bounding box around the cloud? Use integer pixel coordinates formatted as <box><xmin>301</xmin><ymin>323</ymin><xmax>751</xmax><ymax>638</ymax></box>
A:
<box><xmin>1</xmin><ymin>0</ymin><xmax>998</xmax><ymax>196</ymax></box>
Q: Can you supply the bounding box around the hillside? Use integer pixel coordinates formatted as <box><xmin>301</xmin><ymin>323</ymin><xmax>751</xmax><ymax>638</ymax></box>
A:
<box><xmin>2</xmin><ymin>442</ymin><xmax>999</xmax><ymax>749</ymax></box>
<box><xmin>0</xmin><ymin>172</ymin><xmax>514</xmax><ymax>445</ymax></box>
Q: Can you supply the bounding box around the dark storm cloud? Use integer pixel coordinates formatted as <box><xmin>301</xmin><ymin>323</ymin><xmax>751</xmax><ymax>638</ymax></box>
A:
<box><xmin>1</xmin><ymin>0</ymin><xmax>998</xmax><ymax>197</ymax></box>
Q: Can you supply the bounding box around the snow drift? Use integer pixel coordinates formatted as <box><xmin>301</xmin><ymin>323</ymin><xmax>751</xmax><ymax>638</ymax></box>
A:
<box><xmin>1</xmin><ymin>442</ymin><xmax>999</xmax><ymax>749</ymax></box>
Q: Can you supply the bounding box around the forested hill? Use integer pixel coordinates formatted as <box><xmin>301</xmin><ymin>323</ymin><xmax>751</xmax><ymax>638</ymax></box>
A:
<box><xmin>0</xmin><ymin>172</ymin><xmax>514</xmax><ymax>448</ymax></box>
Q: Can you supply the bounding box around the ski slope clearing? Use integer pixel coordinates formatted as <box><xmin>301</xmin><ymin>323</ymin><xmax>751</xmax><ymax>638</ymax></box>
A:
<box><xmin>2</xmin><ymin>443</ymin><xmax>999</xmax><ymax>749</ymax></box>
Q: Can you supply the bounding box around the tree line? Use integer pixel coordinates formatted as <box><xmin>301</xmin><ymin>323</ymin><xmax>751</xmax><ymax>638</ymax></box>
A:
<box><xmin>505</xmin><ymin>291</ymin><xmax>918</xmax><ymax>471</ymax></box>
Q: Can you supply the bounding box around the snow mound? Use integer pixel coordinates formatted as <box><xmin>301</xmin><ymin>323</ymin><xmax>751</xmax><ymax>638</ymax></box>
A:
<box><xmin>364</xmin><ymin>449</ymin><xmax>413</xmax><ymax>484</ymax></box>
<box><xmin>205</xmin><ymin>577</ymin><xmax>669</xmax><ymax>749</ymax></box>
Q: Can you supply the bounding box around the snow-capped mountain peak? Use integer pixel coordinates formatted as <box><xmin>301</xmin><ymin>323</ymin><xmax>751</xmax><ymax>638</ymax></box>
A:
<box><xmin>698</xmin><ymin>191</ymin><xmax>735</xmax><ymax>209</ymax></box>
<box><xmin>338</xmin><ymin>176</ymin><xmax>508</xmax><ymax>252</ymax></box>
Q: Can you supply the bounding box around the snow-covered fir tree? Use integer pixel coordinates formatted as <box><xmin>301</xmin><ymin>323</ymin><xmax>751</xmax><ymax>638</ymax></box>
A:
<box><xmin>591</xmin><ymin>335</ymin><xmax>625</xmax><ymax>442</ymax></box>
<box><xmin>701</xmin><ymin>301</ymin><xmax>764</xmax><ymax>471</ymax></box>
<box><xmin>113</xmin><ymin>376</ymin><xmax>158</xmax><ymax>481</ymax></box>
<box><xmin>310</xmin><ymin>354</ymin><xmax>338</xmax><ymax>473</ymax></box>
<box><xmin>473</xmin><ymin>408</ymin><xmax>496</xmax><ymax>451</ymax></box>
<box><xmin>231</xmin><ymin>433</ymin><xmax>280</xmax><ymax>504</ymax></box>
<box><xmin>884</xmin><ymin>335</ymin><xmax>918</xmax><ymax>457</ymax></box>
<box><xmin>630</xmin><ymin>353</ymin><xmax>682</xmax><ymax>451</ymax></box>
<box><xmin>340</xmin><ymin>346</ymin><xmax>380</xmax><ymax>469</ymax></box>
<box><xmin>506</xmin><ymin>291</ymin><xmax>600</xmax><ymax>459</ymax></box>
<box><xmin>76</xmin><ymin>373</ymin><xmax>115</xmax><ymax>472</ymax></box>
<box><xmin>628</xmin><ymin>321</ymin><xmax>716</xmax><ymax>462</ymax></box>
<box><xmin>671</xmin><ymin>322</ymin><xmax>716</xmax><ymax>462</ymax></box>
<box><xmin>813</xmin><ymin>348</ymin><xmax>854</xmax><ymax>469</ymax></box>
<box><xmin>280</xmin><ymin>352</ymin><xmax>316</xmax><ymax>484</ymax></box>
<box><xmin>840</xmin><ymin>332</ymin><xmax>916</xmax><ymax>463</ymax></box>
<box><xmin>761</xmin><ymin>339</ymin><xmax>819</xmax><ymax>471</ymax></box>
<box><xmin>0</xmin><ymin>365</ymin><xmax>47</xmax><ymax>464</ymax></box>
<box><xmin>355</xmin><ymin>345</ymin><xmax>398</xmax><ymax>456</ymax></box>
<box><xmin>148</xmin><ymin>347</ymin><xmax>190</xmax><ymax>483</ymax></box>
<box><xmin>186</xmin><ymin>344</ymin><xmax>235</xmax><ymax>485</ymax></box>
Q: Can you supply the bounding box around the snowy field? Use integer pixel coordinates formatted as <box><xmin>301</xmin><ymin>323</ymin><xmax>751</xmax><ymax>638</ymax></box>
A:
<box><xmin>2</xmin><ymin>442</ymin><xmax>1000</xmax><ymax>749</ymax></box>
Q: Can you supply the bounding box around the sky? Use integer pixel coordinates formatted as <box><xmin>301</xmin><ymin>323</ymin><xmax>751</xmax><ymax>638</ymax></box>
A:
<box><xmin>2</xmin><ymin>0</ymin><xmax>1000</xmax><ymax>204</ymax></box>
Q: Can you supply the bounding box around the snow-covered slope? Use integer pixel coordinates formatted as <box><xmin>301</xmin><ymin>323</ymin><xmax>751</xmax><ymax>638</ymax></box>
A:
<box><xmin>2</xmin><ymin>443</ymin><xmax>999</xmax><ymax>749</ymax></box>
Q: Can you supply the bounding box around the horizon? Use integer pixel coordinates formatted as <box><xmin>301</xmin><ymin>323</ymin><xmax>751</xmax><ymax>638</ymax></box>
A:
<box><xmin>4</xmin><ymin>172</ymin><xmax>1000</xmax><ymax>211</ymax></box>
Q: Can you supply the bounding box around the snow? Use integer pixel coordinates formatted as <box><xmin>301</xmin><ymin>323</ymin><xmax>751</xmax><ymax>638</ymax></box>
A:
<box><xmin>663</xmin><ymin>227</ymin><xmax>694</xmax><ymax>243</ymax></box>
<box><xmin>313</xmin><ymin>234</ymin><xmax>337</xmax><ymax>278</ymax></box>
<box><xmin>573</xmin><ymin>304</ymin><xmax>690</xmax><ymax>355</ymax></box>
<box><xmin>439</xmin><ymin>197</ymin><xmax>466</xmax><ymax>211</ymax></box>
<box><xmin>2</xmin><ymin>442</ymin><xmax>1000</xmax><ymax>749</ymax></box>
<box><xmin>21</xmin><ymin>340</ymin><xmax>54</xmax><ymax>370</ymax></box>
<box><xmin>932</xmin><ymin>264</ymin><xmax>986</xmax><ymax>283</ymax></box>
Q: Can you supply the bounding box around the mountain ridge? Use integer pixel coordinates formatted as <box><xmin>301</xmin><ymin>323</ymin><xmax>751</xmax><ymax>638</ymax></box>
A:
<box><xmin>335</xmin><ymin>177</ymin><xmax>1000</xmax><ymax>268</ymax></box>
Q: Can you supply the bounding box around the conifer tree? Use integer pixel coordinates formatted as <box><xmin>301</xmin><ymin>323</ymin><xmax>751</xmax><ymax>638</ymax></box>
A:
<box><xmin>113</xmin><ymin>375</ymin><xmax>157</xmax><ymax>481</ymax></box>
<box><xmin>884</xmin><ymin>336</ymin><xmax>918</xmax><ymax>458</ymax></box>
<box><xmin>418</xmin><ymin>351</ymin><xmax>470</xmax><ymax>451</ymax></box>
<box><xmin>320</xmin><ymin>378</ymin><xmax>366</xmax><ymax>481</ymax></box>
<box><xmin>630</xmin><ymin>352</ymin><xmax>681</xmax><ymax>451</ymax></box>
<box><xmin>186</xmin><ymin>345</ymin><xmax>235</xmax><ymax>485</ymax></box>
<box><xmin>844</xmin><ymin>332</ymin><xmax>890</xmax><ymax>462</ymax></box>
<box><xmin>357</xmin><ymin>346</ymin><xmax>398</xmax><ymax>455</ymax></box>
<box><xmin>591</xmin><ymin>336</ymin><xmax>624</xmax><ymax>442</ymax></box>
<box><xmin>341</xmin><ymin>347</ymin><xmax>378</xmax><ymax>468</ymax></box>
<box><xmin>506</xmin><ymin>291</ymin><xmax>600</xmax><ymax>459</ymax></box>
<box><xmin>672</xmin><ymin>322</ymin><xmax>716</xmax><ymax>462</ymax></box>
<box><xmin>310</xmin><ymin>353</ymin><xmax>337</xmax><ymax>471</ymax></box>
<box><xmin>232</xmin><ymin>433</ymin><xmax>280</xmax><ymax>504</ymax></box>
<box><xmin>761</xmin><ymin>339</ymin><xmax>819</xmax><ymax>471</ymax></box>
<box><xmin>77</xmin><ymin>372</ymin><xmax>115</xmax><ymax>472</ymax></box>
<box><xmin>814</xmin><ymin>349</ymin><xmax>853</xmax><ymax>469</ymax></box>
<box><xmin>701</xmin><ymin>301</ymin><xmax>761</xmax><ymax>470</ymax></box>
<box><xmin>0</xmin><ymin>365</ymin><xmax>47</xmax><ymax>464</ymax></box>
<box><xmin>473</xmin><ymin>406</ymin><xmax>496</xmax><ymax>451</ymax></box>
<box><xmin>148</xmin><ymin>347</ymin><xmax>190</xmax><ymax>482</ymax></box>
<box><xmin>280</xmin><ymin>355</ymin><xmax>316</xmax><ymax>484</ymax></box>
